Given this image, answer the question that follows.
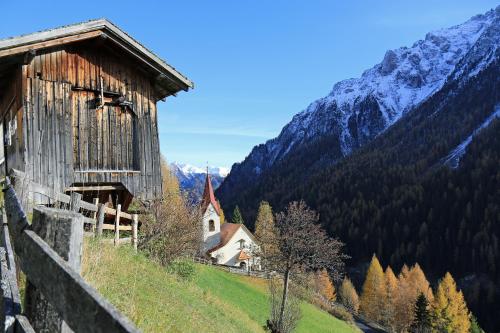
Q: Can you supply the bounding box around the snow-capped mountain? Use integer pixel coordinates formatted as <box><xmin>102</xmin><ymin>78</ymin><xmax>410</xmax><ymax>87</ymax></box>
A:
<box><xmin>223</xmin><ymin>7</ymin><xmax>498</xmax><ymax>181</ymax></box>
<box><xmin>171</xmin><ymin>162</ymin><xmax>229</xmax><ymax>201</ymax></box>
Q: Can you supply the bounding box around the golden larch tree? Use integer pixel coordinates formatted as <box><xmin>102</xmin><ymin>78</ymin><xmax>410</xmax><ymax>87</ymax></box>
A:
<box><xmin>254</xmin><ymin>201</ymin><xmax>278</xmax><ymax>260</ymax></box>
<box><xmin>409</xmin><ymin>263</ymin><xmax>433</xmax><ymax>302</ymax></box>
<box><xmin>217</xmin><ymin>200</ymin><xmax>225</xmax><ymax>224</ymax></box>
<box><xmin>315</xmin><ymin>269</ymin><xmax>336</xmax><ymax>302</ymax></box>
<box><xmin>383</xmin><ymin>266</ymin><xmax>398</xmax><ymax>330</ymax></box>
<box><xmin>393</xmin><ymin>264</ymin><xmax>414</xmax><ymax>332</ymax></box>
<box><xmin>431</xmin><ymin>272</ymin><xmax>470</xmax><ymax>333</ymax></box>
<box><xmin>339</xmin><ymin>277</ymin><xmax>359</xmax><ymax>314</ymax></box>
<box><xmin>360</xmin><ymin>255</ymin><xmax>386</xmax><ymax>322</ymax></box>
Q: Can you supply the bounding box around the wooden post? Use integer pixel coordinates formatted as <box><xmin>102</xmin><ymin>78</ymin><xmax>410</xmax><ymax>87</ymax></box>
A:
<box><xmin>132</xmin><ymin>214</ymin><xmax>138</xmax><ymax>252</ymax></box>
<box><xmin>25</xmin><ymin>206</ymin><xmax>83</xmax><ymax>333</ymax></box>
<box><xmin>91</xmin><ymin>198</ymin><xmax>99</xmax><ymax>232</ymax></box>
<box><xmin>114</xmin><ymin>204</ymin><xmax>121</xmax><ymax>246</ymax></box>
<box><xmin>69</xmin><ymin>192</ymin><xmax>82</xmax><ymax>212</ymax></box>
<box><xmin>96</xmin><ymin>202</ymin><xmax>107</xmax><ymax>237</ymax></box>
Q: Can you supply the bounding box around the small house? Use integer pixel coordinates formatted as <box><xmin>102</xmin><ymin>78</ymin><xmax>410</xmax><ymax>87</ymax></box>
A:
<box><xmin>0</xmin><ymin>19</ymin><xmax>193</xmax><ymax>209</ymax></box>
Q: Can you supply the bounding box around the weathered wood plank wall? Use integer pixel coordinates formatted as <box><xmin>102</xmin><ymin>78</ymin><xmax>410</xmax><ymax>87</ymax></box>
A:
<box><xmin>0</xmin><ymin>69</ymin><xmax>25</xmax><ymax>178</ymax></box>
<box><xmin>20</xmin><ymin>41</ymin><xmax>162</xmax><ymax>202</ymax></box>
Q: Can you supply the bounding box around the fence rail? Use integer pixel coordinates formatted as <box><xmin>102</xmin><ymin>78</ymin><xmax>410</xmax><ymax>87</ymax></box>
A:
<box><xmin>1</xmin><ymin>178</ymin><xmax>141</xmax><ymax>332</ymax></box>
<box><xmin>9</xmin><ymin>169</ymin><xmax>139</xmax><ymax>248</ymax></box>
<box><xmin>191</xmin><ymin>256</ymin><xmax>271</xmax><ymax>279</ymax></box>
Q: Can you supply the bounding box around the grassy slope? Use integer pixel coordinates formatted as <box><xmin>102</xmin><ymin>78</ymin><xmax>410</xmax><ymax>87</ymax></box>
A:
<box><xmin>82</xmin><ymin>240</ymin><xmax>357</xmax><ymax>333</ymax></box>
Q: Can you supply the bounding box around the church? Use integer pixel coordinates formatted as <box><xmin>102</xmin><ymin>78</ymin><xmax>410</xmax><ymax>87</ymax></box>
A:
<box><xmin>200</xmin><ymin>173</ymin><xmax>260</xmax><ymax>271</ymax></box>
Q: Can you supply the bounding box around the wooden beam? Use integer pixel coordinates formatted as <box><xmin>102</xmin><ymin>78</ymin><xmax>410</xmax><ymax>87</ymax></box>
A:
<box><xmin>66</xmin><ymin>185</ymin><xmax>125</xmax><ymax>192</ymax></box>
<box><xmin>0</xmin><ymin>31</ymin><xmax>102</xmax><ymax>58</ymax></box>
<box><xmin>101</xmin><ymin>224</ymin><xmax>132</xmax><ymax>231</ymax></box>
<box><xmin>73</xmin><ymin>170</ymin><xmax>140</xmax><ymax>174</ymax></box>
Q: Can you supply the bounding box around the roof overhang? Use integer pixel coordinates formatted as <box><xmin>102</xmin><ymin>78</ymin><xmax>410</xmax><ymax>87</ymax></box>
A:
<box><xmin>0</xmin><ymin>19</ymin><xmax>193</xmax><ymax>97</ymax></box>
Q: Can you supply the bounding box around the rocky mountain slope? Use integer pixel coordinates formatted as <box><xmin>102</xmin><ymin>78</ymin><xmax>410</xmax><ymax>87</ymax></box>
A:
<box><xmin>218</xmin><ymin>7</ymin><xmax>499</xmax><ymax>199</ymax></box>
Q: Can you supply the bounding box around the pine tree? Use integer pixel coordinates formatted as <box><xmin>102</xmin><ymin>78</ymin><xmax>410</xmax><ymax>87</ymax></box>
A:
<box><xmin>232</xmin><ymin>205</ymin><xmax>244</xmax><ymax>224</ymax></box>
<box><xmin>315</xmin><ymin>269</ymin><xmax>336</xmax><ymax>302</ymax></box>
<box><xmin>411</xmin><ymin>293</ymin><xmax>431</xmax><ymax>333</ymax></box>
<box><xmin>383</xmin><ymin>266</ymin><xmax>398</xmax><ymax>329</ymax></box>
<box><xmin>339</xmin><ymin>277</ymin><xmax>359</xmax><ymax>314</ymax></box>
<box><xmin>360</xmin><ymin>255</ymin><xmax>386</xmax><ymax>322</ymax></box>
<box><xmin>470</xmin><ymin>315</ymin><xmax>485</xmax><ymax>333</ymax></box>
<box><xmin>217</xmin><ymin>200</ymin><xmax>225</xmax><ymax>224</ymax></box>
<box><xmin>431</xmin><ymin>272</ymin><xmax>470</xmax><ymax>333</ymax></box>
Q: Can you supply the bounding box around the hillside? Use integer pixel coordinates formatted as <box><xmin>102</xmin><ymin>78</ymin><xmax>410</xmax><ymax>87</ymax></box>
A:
<box><xmin>82</xmin><ymin>240</ymin><xmax>358</xmax><ymax>333</ymax></box>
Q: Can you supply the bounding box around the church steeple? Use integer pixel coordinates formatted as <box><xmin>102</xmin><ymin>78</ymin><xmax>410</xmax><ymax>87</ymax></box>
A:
<box><xmin>201</xmin><ymin>170</ymin><xmax>221</xmax><ymax>216</ymax></box>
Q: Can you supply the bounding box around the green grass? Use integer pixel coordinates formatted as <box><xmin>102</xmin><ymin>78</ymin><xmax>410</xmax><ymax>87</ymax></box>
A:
<box><xmin>82</xmin><ymin>240</ymin><xmax>358</xmax><ymax>333</ymax></box>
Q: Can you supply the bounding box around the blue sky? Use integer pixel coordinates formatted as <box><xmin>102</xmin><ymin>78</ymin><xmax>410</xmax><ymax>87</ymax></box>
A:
<box><xmin>0</xmin><ymin>1</ymin><xmax>497</xmax><ymax>168</ymax></box>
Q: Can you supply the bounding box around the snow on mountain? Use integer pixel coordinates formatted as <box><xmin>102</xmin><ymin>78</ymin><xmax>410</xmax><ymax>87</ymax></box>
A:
<box><xmin>232</xmin><ymin>7</ymin><xmax>499</xmax><ymax>177</ymax></box>
<box><xmin>171</xmin><ymin>162</ymin><xmax>228</xmax><ymax>201</ymax></box>
<box><xmin>443</xmin><ymin>104</ymin><xmax>500</xmax><ymax>168</ymax></box>
<box><xmin>173</xmin><ymin>163</ymin><xmax>229</xmax><ymax>178</ymax></box>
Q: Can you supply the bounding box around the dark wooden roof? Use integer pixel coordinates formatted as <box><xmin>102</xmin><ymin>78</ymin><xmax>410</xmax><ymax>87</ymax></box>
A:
<box><xmin>0</xmin><ymin>19</ymin><xmax>193</xmax><ymax>97</ymax></box>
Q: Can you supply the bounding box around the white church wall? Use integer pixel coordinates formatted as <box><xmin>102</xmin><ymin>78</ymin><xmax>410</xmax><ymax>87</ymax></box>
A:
<box><xmin>201</xmin><ymin>203</ymin><xmax>221</xmax><ymax>253</ymax></box>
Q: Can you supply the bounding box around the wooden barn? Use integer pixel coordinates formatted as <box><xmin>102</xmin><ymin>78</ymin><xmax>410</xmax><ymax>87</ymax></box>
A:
<box><xmin>0</xmin><ymin>19</ymin><xmax>193</xmax><ymax>209</ymax></box>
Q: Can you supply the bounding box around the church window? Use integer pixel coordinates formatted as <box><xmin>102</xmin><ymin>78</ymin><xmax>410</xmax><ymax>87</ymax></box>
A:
<box><xmin>239</xmin><ymin>239</ymin><xmax>246</xmax><ymax>250</ymax></box>
<box><xmin>209</xmin><ymin>220</ymin><xmax>215</xmax><ymax>232</ymax></box>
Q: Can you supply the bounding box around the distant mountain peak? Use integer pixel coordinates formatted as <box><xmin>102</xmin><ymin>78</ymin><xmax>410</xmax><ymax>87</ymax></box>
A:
<box><xmin>172</xmin><ymin>162</ymin><xmax>230</xmax><ymax>178</ymax></box>
<box><xmin>171</xmin><ymin>162</ymin><xmax>229</xmax><ymax>201</ymax></box>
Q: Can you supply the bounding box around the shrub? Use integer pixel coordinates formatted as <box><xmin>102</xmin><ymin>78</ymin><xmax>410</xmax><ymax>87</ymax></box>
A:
<box><xmin>339</xmin><ymin>277</ymin><xmax>360</xmax><ymax>314</ymax></box>
<box><xmin>329</xmin><ymin>304</ymin><xmax>354</xmax><ymax>323</ymax></box>
<box><xmin>139</xmin><ymin>159</ymin><xmax>202</xmax><ymax>265</ymax></box>
<box><xmin>167</xmin><ymin>259</ymin><xmax>196</xmax><ymax>281</ymax></box>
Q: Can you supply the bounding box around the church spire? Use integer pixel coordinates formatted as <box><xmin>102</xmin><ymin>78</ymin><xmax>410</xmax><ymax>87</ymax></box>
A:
<box><xmin>201</xmin><ymin>169</ymin><xmax>221</xmax><ymax>216</ymax></box>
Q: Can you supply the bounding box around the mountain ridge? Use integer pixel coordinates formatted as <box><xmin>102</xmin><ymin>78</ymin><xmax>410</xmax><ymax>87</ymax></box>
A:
<box><xmin>171</xmin><ymin>162</ymin><xmax>228</xmax><ymax>202</ymax></box>
<box><xmin>220</xmin><ymin>7</ymin><xmax>498</xmax><ymax>198</ymax></box>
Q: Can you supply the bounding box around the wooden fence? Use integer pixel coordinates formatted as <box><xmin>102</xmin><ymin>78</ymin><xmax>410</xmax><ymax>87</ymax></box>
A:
<box><xmin>10</xmin><ymin>169</ymin><xmax>139</xmax><ymax>249</ymax></box>
<box><xmin>191</xmin><ymin>256</ymin><xmax>271</xmax><ymax>279</ymax></box>
<box><xmin>1</xmin><ymin>178</ymin><xmax>140</xmax><ymax>332</ymax></box>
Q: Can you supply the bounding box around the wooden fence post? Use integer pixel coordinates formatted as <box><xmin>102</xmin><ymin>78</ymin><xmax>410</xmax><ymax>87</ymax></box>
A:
<box><xmin>91</xmin><ymin>198</ymin><xmax>99</xmax><ymax>232</ymax></box>
<box><xmin>96</xmin><ymin>202</ymin><xmax>107</xmax><ymax>237</ymax></box>
<box><xmin>69</xmin><ymin>192</ymin><xmax>82</xmax><ymax>212</ymax></box>
<box><xmin>132</xmin><ymin>214</ymin><xmax>138</xmax><ymax>252</ymax></box>
<box><xmin>24</xmin><ymin>206</ymin><xmax>83</xmax><ymax>333</ymax></box>
<box><xmin>114</xmin><ymin>204</ymin><xmax>121</xmax><ymax>246</ymax></box>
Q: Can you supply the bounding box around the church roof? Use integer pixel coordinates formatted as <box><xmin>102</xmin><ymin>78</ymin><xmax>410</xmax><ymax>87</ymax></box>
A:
<box><xmin>201</xmin><ymin>173</ymin><xmax>221</xmax><ymax>216</ymax></box>
<box><xmin>207</xmin><ymin>223</ymin><xmax>257</xmax><ymax>255</ymax></box>
<box><xmin>207</xmin><ymin>223</ymin><xmax>241</xmax><ymax>253</ymax></box>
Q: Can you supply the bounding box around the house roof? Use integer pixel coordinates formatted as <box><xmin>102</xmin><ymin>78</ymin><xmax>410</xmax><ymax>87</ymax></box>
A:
<box><xmin>0</xmin><ymin>19</ymin><xmax>193</xmax><ymax>96</ymax></box>
<box><xmin>200</xmin><ymin>173</ymin><xmax>221</xmax><ymax>216</ymax></box>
